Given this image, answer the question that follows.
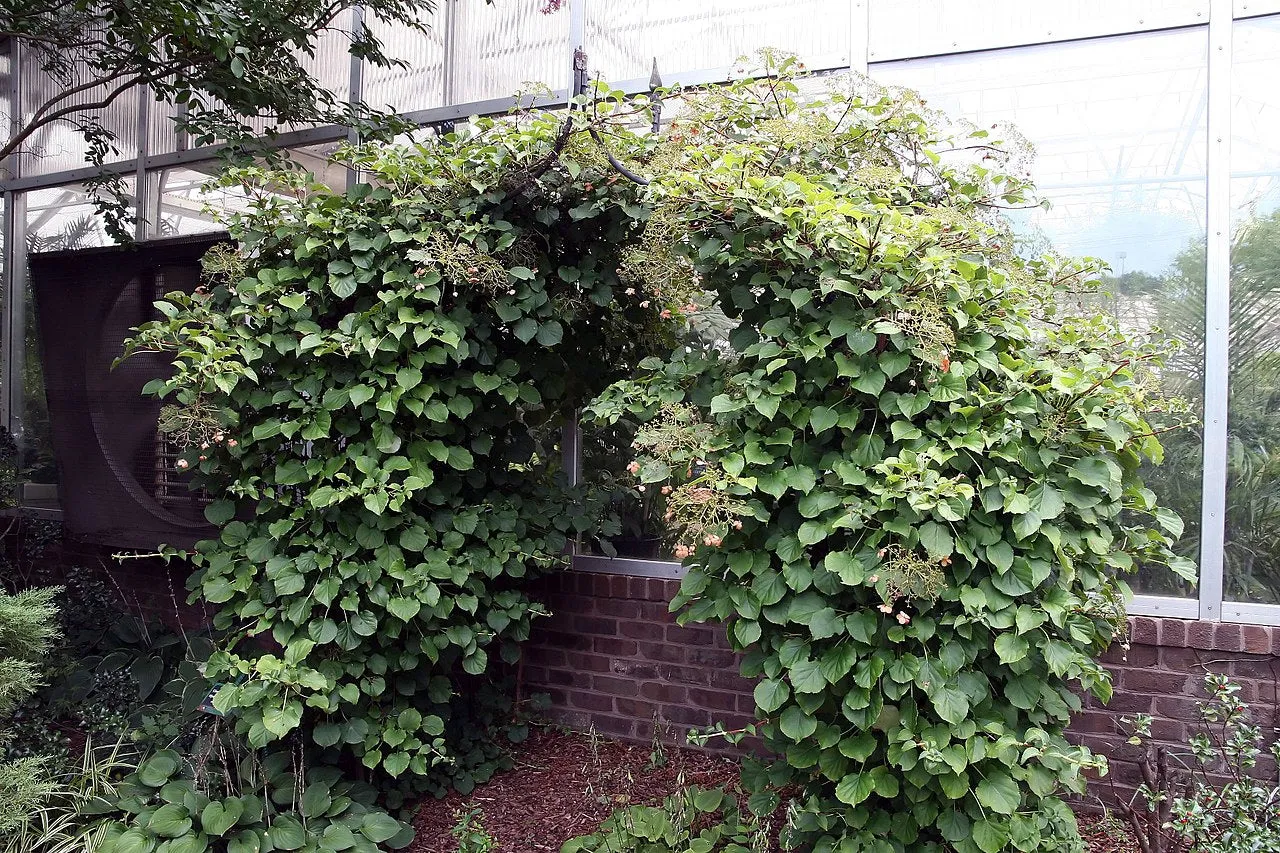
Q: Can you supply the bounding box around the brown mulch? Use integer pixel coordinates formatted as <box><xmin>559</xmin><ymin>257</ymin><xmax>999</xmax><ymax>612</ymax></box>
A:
<box><xmin>410</xmin><ymin>728</ymin><xmax>743</xmax><ymax>852</ymax></box>
<box><xmin>410</xmin><ymin>728</ymin><xmax>1140</xmax><ymax>853</ymax></box>
<box><xmin>1077</xmin><ymin>813</ymin><xmax>1140</xmax><ymax>853</ymax></box>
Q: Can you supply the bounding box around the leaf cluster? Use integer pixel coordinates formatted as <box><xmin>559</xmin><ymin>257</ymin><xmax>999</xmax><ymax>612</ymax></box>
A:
<box><xmin>589</xmin><ymin>61</ymin><xmax>1192</xmax><ymax>852</ymax></box>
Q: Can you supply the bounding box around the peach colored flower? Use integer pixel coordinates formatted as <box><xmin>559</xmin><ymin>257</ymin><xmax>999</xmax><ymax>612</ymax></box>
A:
<box><xmin>877</xmin><ymin>603</ymin><xmax>893</xmax><ymax>614</ymax></box>
<box><xmin>896</xmin><ymin>612</ymin><xmax>911</xmax><ymax>625</ymax></box>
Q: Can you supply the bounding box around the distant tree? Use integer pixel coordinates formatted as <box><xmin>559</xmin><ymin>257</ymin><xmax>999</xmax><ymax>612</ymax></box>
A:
<box><xmin>1136</xmin><ymin>209</ymin><xmax>1280</xmax><ymax>601</ymax></box>
<box><xmin>0</xmin><ymin>0</ymin><xmax>466</xmax><ymax>235</ymax></box>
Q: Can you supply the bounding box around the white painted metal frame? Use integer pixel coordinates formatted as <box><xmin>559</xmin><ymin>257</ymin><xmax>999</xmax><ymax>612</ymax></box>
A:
<box><xmin>4</xmin><ymin>0</ymin><xmax>1280</xmax><ymax>625</ymax></box>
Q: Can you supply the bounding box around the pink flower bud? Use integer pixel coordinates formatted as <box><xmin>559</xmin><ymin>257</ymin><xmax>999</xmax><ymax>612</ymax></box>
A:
<box><xmin>896</xmin><ymin>612</ymin><xmax>911</xmax><ymax>625</ymax></box>
<box><xmin>227</xmin><ymin>439</ymin><xmax>238</xmax><ymax>447</ymax></box>
<box><xmin>877</xmin><ymin>603</ymin><xmax>893</xmax><ymax>614</ymax></box>
<box><xmin>176</xmin><ymin>459</ymin><xmax>189</xmax><ymax>470</ymax></box>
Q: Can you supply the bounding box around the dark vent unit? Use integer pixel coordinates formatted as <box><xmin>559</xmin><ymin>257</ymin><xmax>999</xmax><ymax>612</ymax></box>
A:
<box><xmin>31</xmin><ymin>234</ymin><xmax>227</xmax><ymax>550</ymax></box>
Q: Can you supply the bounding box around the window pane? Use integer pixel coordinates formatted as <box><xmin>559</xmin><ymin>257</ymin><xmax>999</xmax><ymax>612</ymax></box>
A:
<box><xmin>147</xmin><ymin>145</ymin><xmax>348</xmax><ymax>238</ymax></box>
<box><xmin>872</xmin><ymin>27</ymin><xmax>1209</xmax><ymax>597</ymax></box>
<box><xmin>1226</xmin><ymin>15</ymin><xmax>1280</xmax><ymax>604</ymax></box>
<box><xmin>586</xmin><ymin>0</ymin><xmax>850</xmax><ymax>82</ymax></box>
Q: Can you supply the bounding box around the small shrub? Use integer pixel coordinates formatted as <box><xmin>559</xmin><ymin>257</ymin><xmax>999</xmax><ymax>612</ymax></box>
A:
<box><xmin>451</xmin><ymin>807</ymin><xmax>496</xmax><ymax>853</ymax></box>
<box><xmin>562</xmin><ymin>785</ymin><xmax>764</xmax><ymax>853</ymax></box>
<box><xmin>96</xmin><ymin>742</ymin><xmax>412</xmax><ymax>853</ymax></box>
<box><xmin>1117</xmin><ymin>674</ymin><xmax>1280</xmax><ymax>853</ymax></box>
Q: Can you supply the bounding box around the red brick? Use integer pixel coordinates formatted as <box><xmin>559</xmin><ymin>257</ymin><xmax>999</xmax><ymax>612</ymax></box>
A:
<box><xmin>613</xmin><ymin>698</ymin><xmax>658</xmax><ymax>720</ymax></box>
<box><xmin>1072</xmin><ymin>711</ymin><xmax>1119</xmax><ymax>734</ymax></box>
<box><xmin>610</xmin><ymin>659</ymin><xmax>658</xmax><ymax>679</ymax></box>
<box><xmin>687</xmin><ymin>688</ymin><xmax>740</xmax><ymax>712</ymax></box>
<box><xmin>593</xmin><ymin>637</ymin><xmax>639</xmax><ymax>657</ymax></box>
<box><xmin>687</xmin><ymin>647</ymin><xmax>737</xmax><ymax>668</ymax></box>
<box><xmin>1121</xmin><ymin>669</ymin><xmax>1190</xmax><ymax>694</ymax></box>
<box><xmin>1099</xmin><ymin>690</ymin><xmax>1154</xmax><ymax>714</ymax></box>
<box><xmin>573</xmin><ymin>615</ymin><xmax>617</xmax><ymax>635</ymax></box>
<box><xmin>564</xmin><ymin>652</ymin><xmax>612</xmax><ymax>673</ymax></box>
<box><xmin>596</xmin><ymin>598</ymin><xmax>642</xmax><ymax>618</ymax></box>
<box><xmin>1159</xmin><ymin>618</ymin><xmax>1188</xmax><ymax>647</ymax></box>
<box><xmin>1131</xmin><ymin>617</ymin><xmax>1158</xmax><ymax>645</ymax></box>
<box><xmin>620</xmin><ymin>621</ymin><xmax>665</xmax><ymax>641</ymax></box>
<box><xmin>1215</xmin><ymin>623</ymin><xmax>1244</xmax><ymax>652</ymax></box>
<box><xmin>1158</xmin><ymin>646</ymin><xmax>1203</xmax><ymax>671</ymax></box>
<box><xmin>1187</xmin><ymin>621</ymin><xmax>1215</xmax><ymax>650</ymax></box>
<box><xmin>593</xmin><ymin>675</ymin><xmax>640</xmax><ymax>697</ymax></box>
<box><xmin>639</xmin><ymin>642</ymin><xmax>686</xmax><ymax>664</ymax></box>
<box><xmin>667</xmin><ymin>625</ymin><xmax>714</xmax><ymax>645</ymax></box>
<box><xmin>659</xmin><ymin>704</ymin><xmax>712</xmax><ymax>726</ymax></box>
<box><xmin>568</xmin><ymin>691</ymin><xmax>615</xmax><ymax>712</ymax></box>
<box><xmin>656</xmin><ymin>664</ymin><xmax>711</xmax><ymax>685</ymax></box>
<box><xmin>639</xmin><ymin>683</ymin><xmax>687</xmax><ymax>704</ymax></box>
<box><xmin>590</xmin><ymin>714</ymin><xmax>638</xmax><ymax>737</ymax></box>
<box><xmin>1244</xmin><ymin>625</ymin><xmax>1272</xmax><ymax>654</ymax></box>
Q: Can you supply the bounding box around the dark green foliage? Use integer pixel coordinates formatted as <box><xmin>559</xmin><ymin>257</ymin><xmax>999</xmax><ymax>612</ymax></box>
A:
<box><xmin>589</xmin><ymin>62</ymin><xmax>1191</xmax><ymax>852</ymax></box>
<box><xmin>97</xmin><ymin>744</ymin><xmax>412</xmax><ymax>853</ymax></box>
<box><xmin>122</xmin><ymin>108</ymin><xmax>666</xmax><ymax>793</ymax></box>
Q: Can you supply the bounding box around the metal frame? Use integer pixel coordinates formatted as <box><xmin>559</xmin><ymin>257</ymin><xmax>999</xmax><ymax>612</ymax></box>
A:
<box><xmin>5</xmin><ymin>0</ymin><xmax>1280</xmax><ymax>624</ymax></box>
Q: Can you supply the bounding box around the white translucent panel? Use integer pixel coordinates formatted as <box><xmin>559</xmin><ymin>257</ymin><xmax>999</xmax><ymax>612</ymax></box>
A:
<box><xmin>1225</xmin><ymin>16</ymin><xmax>1280</xmax><ymax>605</ymax></box>
<box><xmin>874</xmin><ymin>29</ymin><xmax>1209</xmax><ymax>276</ymax></box>
<box><xmin>868</xmin><ymin>0</ymin><xmax>1206</xmax><ymax>62</ymax></box>
<box><xmin>450</xmin><ymin>1</ymin><xmax>570</xmax><ymax>104</ymax></box>
<box><xmin>0</xmin><ymin>48</ymin><xmax>12</xmax><ymax>179</ymax></box>
<box><xmin>873</xmin><ymin>28</ymin><xmax>1209</xmax><ymax>598</ymax></box>
<box><xmin>365</xmin><ymin>8</ymin><xmax>447</xmax><ymax>113</ymax></box>
<box><xmin>586</xmin><ymin>0</ymin><xmax>852</xmax><ymax>83</ymax></box>
<box><xmin>149</xmin><ymin>146</ymin><xmax>348</xmax><ymax>239</ymax></box>
<box><xmin>1237</xmin><ymin>0</ymin><xmax>1280</xmax><ymax>17</ymax></box>
<box><xmin>25</xmin><ymin>179</ymin><xmax>137</xmax><ymax>251</ymax></box>
<box><xmin>18</xmin><ymin>52</ymin><xmax>140</xmax><ymax>175</ymax></box>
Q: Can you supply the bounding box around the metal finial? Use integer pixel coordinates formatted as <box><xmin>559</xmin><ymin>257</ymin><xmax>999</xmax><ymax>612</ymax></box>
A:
<box><xmin>649</xmin><ymin>59</ymin><xmax>664</xmax><ymax>134</ymax></box>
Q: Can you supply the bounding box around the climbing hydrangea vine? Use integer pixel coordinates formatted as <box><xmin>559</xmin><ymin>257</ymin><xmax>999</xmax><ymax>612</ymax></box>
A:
<box><xmin>589</xmin><ymin>58</ymin><xmax>1193</xmax><ymax>852</ymax></box>
<box><xmin>123</xmin><ymin>105</ymin><xmax>671</xmax><ymax>796</ymax></box>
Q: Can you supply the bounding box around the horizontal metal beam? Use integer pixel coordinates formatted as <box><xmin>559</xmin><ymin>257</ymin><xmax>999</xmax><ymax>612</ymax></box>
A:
<box><xmin>571</xmin><ymin>554</ymin><xmax>686</xmax><ymax>580</ymax></box>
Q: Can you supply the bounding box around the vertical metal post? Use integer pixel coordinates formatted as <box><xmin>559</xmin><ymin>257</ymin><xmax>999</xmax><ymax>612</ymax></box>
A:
<box><xmin>1199</xmin><ymin>0</ymin><xmax>1232</xmax><ymax>621</ymax></box>
<box><xmin>2</xmin><ymin>39</ymin><xmax>23</xmax><ymax>434</ymax></box>
<box><xmin>441</xmin><ymin>0</ymin><xmax>457</xmax><ymax>107</ymax></box>
<box><xmin>347</xmin><ymin>5</ymin><xmax>366</xmax><ymax>191</ymax></box>
<box><xmin>134</xmin><ymin>85</ymin><xmax>151</xmax><ymax>240</ymax></box>
<box><xmin>849</xmin><ymin>0</ymin><xmax>870</xmax><ymax>73</ymax></box>
<box><xmin>5</xmin><ymin>192</ymin><xmax>28</xmax><ymax>456</ymax></box>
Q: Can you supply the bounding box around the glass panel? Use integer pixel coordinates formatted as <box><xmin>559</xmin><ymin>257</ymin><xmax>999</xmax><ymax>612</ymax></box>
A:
<box><xmin>148</xmin><ymin>145</ymin><xmax>347</xmax><ymax>238</ymax></box>
<box><xmin>451</xmin><ymin>1</ymin><xmax>569</xmax><ymax>104</ymax></box>
<box><xmin>873</xmin><ymin>27</ymin><xmax>1209</xmax><ymax>597</ymax></box>
<box><xmin>1225</xmin><ymin>15</ymin><xmax>1280</xmax><ymax>604</ymax></box>
<box><xmin>18</xmin><ymin>51</ymin><xmax>140</xmax><ymax>175</ymax></box>
<box><xmin>586</xmin><ymin>0</ymin><xmax>851</xmax><ymax>82</ymax></box>
<box><xmin>365</xmin><ymin>8</ymin><xmax>447</xmax><ymax>113</ymax></box>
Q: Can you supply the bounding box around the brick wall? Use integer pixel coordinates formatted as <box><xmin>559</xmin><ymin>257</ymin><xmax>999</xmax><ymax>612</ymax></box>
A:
<box><xmin>524</xmin><ymin>572</ymin><xmax>1280</xmax><ymax>802</ymax></box>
